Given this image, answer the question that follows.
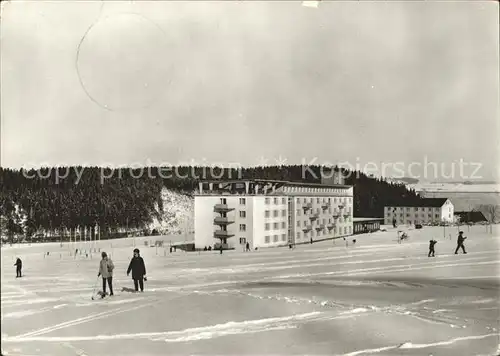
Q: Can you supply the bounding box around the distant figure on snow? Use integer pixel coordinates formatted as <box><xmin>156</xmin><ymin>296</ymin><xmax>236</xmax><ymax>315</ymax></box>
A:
<box><xmin>246</xmin><ymin>242</ymin><xmax>250</xmax><ymax>252</ymax></box>
<box><xmin>127</xmin><ymin>248</ymin><xmax>147</xmax><ymax>292</ymax></box>
<box><xmin>428</xmin><ymin>239</ymin><xmax>437</xmax><ymax>257</ymax></box>
<box><xmin>14</xmin><ymin>257</ymin><xmax>22</xmax><ymax>278</ymax></box>
<box><xmin>97</xmin><ymin>252</ymin><xmax>114</xmax><ymax>297</ymax></box>
<box><xmin>454</xmin><ymin>231</ymin><xmax>467</xmax><ymax>254</ymax></box>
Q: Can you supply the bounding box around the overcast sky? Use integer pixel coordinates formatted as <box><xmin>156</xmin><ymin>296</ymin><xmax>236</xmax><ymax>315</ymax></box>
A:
<box><xmin>1</xmin><ymin>1</ymin><xmax>498</xmax><ymax>181</ymax></box>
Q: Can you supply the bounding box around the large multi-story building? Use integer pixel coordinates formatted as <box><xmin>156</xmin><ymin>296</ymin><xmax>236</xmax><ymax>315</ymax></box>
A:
<box><xmin>194</xmin><ymin>178</ymin><xmax>354</xmax><ymax>250</ymax></box>
<box><xmin>384</xmin><ymin>198</ymin><xmax>454</xmax><ymax>226</ymax></box>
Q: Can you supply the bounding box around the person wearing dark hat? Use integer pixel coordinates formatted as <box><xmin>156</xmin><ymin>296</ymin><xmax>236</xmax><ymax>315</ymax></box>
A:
<box><xmin>97</xmin><ymin>252</ymin><xmax>114</xmax><ymax>297</ymax></box>
<box><xmin>127</xmin><ymin>248</ymin><xmax>147</xmax><ymax>292</ymax></box>
<box><xmin>454</xmin><ymin>231</ymin><xmax>467</xmax><ymax>254</ymax></box>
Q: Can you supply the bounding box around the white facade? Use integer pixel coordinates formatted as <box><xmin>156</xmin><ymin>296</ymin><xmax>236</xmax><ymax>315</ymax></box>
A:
<box><xmin>384</xmin><ymin>199</ymin><xmax>454</xmax><ymax>225</ymax></box>
<box><xmin>194</xmin><ymin>180</ymin><xmax>354</xmax><ymax>250</ymax></box>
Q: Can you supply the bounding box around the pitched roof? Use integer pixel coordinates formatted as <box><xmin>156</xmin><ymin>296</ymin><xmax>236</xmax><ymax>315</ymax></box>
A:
<box><xmin>454</xmin><ymin>211</ymin><xmax>488</xmax><ymax>223</ymax></box>
<box><xmin>387</xmin><ymin>198</ymin><xmax>449</xmax><ymax>208</ymax></box>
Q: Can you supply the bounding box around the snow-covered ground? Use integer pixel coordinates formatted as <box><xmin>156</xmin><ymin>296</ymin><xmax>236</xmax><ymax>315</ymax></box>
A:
<box><xmin>1</xmin><ymin>225</ymin><xmax>499</xmax><ymax>356</ymax></box>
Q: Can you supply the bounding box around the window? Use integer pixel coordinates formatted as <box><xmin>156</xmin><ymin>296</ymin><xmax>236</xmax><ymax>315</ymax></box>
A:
<box><xmin>297</xmin><ymin>209</ymin><xmax>301</xmax><ymax>216</ymax></box>
<box><xmin>303</xmin><ymin>198</ymin><xmax>307</xmax><ymax>204</ymax></box>
<box><xmin>274</xmin><ymin>197</ymin><xmax>278</xmax><ymax>205</ymax></box>
<box><xmin>265</xmin><ymin>210</ymin><xmax>270</xmax><ymax>218</ymax></box>
<box><xmin>317</xmin><ymin>198</ymin><xmax>320</xmax><ymax>203</ymax></box>
<box><xmin>239</xmin><ymin>211</ymin><xmax>246</xmax><ymax>218</ymax></box>
<box><xmin>239</xmin><ymin>237</ymin><xmax>246</xmax><ymax>244</ymax></box>
<box><xmin>282</xmin><ymin>198</ymin><xmax>286</xmax><ymax>204</ymax></box>
<box><xmin>273</xmin><ymin>235</ymin><xmax>279</xmax><ymax>242</ymax></box>
<box><xmin>265</xmin><ymin>223</ymin><xmax>270</xmax><ymax>231</ymax></box>
<box><xmin>282</xmin><ymin>210</ymin><xmax>286</xmax><ymax>217</ymax></box>
<box><xmin>297</xmin><ymin>221</ymin><xmax>300</xmax><ymax>227</ymax></box>
<box><xmin>281</xmin><ymin>222</ymin><xmax>286</xmax><ymax>229</ymax></box>
<box><xmin>281</xmin><ymin>234</ymin><xmax>286</xmax><ymax>241</ymax></box>
<box><xmin>265</xmin><ymin>198</ymin><xmax>270</xmax><ymax>204</ymax></box>
<box><xmin>435</xmin><ymin>214</ymin><xmax>440</xmax><ymax>218</ymax></box>
<box><xmin>273</xmin><ymin>210</ymin><xmax>279</xmax><ymax>217</ymax></box>
<box><xmin>296</xmin><ymin>232</ymin><xmax>301</xmax><ymax>239</ymax></box>
<box><xmin>239</xmin><ymin>198</ymin><xmax>246</xmax><ymax>205</ymax></box>
<box><xmin>265</xmin><ymin>236</ymin><xmax>270</xmax><ymax>243</ymax></box>
<box><xmin>239</xmin><ymin>224</ymin><xmax>246</xmax><ymax>232</ymax></box>
<box><xmin>220</xmin><ymin>198</ymin><xmax>227</xmax><ymax>204</ymax></box>
<box><xmin>273</xmin><ymin>222</ymin><xmax>279</xmax><ymax>229</ymax></box>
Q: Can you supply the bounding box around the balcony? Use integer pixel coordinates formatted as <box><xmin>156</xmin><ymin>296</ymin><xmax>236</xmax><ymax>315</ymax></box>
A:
<box><xmin>309</xmin><ymin>213</ymin><xmax>319</xmax><ymax>220</ymax></box>
<box><xmin>213</xmin><ymin>230</ymin><xmax>235</xmax><ymax>238</ymax></box>
<box><xmin>338</xmin><ymin>204</ymin><xmax>345</xmax><ymax>209</ymax></box>
<box><xmin>302</xmin><ymin>225</ymin><xmax>312</xmax><ymax>232</ymax></box>
<box><xmin>332</xmin><ymin>213</ymin><xmax>340</xmax><ymax>219</ymax></box>
<box><xmin>302</xmin><ymin>203</ymin><xmax>312</xmax><ymax>211</ymax></box>
<box><xmin>321</xmin><ymin>202</ymin><xmax>330</xmax><ymax>210</ymax></box>
<box><xmin>213</xmin><ymin>204</ymin><xmax>235</xmax><ymax>213</ymax></box>
<box><xmin>327</xmin><ymin>223</ymin><xmax>335</xmax><ymax>230</ymax></box>
<box><xmin>316</xmin><ymin>224</ymin><xmax>325</xmax><ymax>231</ymax></box>
<box><xmin>213</xmin><ymin>217</ymin><xmax>235</xmax><ymax>225</ymax></box>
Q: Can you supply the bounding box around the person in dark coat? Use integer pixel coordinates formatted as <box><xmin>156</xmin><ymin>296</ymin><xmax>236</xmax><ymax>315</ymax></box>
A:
<box><xmin>428</xmin><ymin>239</ymin><xmax>437</xmax><ymax>257</ymax></box>
<box><xmin>14</xmin><ymin>258</ymin><xmax>22</xmax><ymax>278</ymax></box>
<box><xmin>127</xmin><ymin>248</ymin><xmax>147</xmax><ymax>292</ymax></box>
<box><xmin>454</xmin><ymin>231</ymin><xmax>467</xmax><ymax>254</ymax></box>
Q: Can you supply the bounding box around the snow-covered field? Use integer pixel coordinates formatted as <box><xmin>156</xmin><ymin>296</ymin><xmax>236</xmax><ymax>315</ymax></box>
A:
<box><xmin>2</xmin><ymin>225</ymin><xmax>499</xmax><ymax>356</ymax></box>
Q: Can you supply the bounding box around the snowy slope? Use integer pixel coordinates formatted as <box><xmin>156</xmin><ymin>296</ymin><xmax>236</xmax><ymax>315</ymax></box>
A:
<box><xmin>1</xmin><ymin>225</ymin><xmax>499</xmax><ymax>356</ymax></box>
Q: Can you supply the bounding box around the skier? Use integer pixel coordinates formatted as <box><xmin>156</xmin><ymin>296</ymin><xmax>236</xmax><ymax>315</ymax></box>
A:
<box><xmin>127</xmin><ymin>248</ymin><xmax>147</xmax><ymax>292</ymax></box>
<box><xmin>14</xmin><ymin>257</ymin><xmax>22</xmax><ymax>278</ymax></box>
<box><xmin>428</xmin><ymin>239</ymin><xmax>437</xmax><ymax>257</ymax></box>
<box><xmin>454</xmin><ymin>231</ymin><xmax>467</xmax><ymax>254</ymax></box>
<box><xmin>97</xmin><ymin>252</ymin><xmax>114</xmax><ymax>297</ymax></box>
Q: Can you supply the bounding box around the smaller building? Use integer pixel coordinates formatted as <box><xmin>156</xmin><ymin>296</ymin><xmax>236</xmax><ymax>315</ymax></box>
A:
<box><xmin>454</xmin><ymin>211</ymin><xmax>488</xmax><ymax>224</ymax></box>
<box><xmin>384</xmin><ymin>198</ymin><xmax>454</xmax><ymax>226</ymax></box>
<box><xmin>353</xmin><ymin>217</ymin><xmax>384</xmax><ymax>234</ymax></box>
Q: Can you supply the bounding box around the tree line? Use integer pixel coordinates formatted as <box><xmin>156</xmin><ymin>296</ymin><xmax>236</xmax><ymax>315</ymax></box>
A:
<box><xmin>0</xmin><ymin>165</ymin><xmax>422</xmax><ymax>242</ymax></box>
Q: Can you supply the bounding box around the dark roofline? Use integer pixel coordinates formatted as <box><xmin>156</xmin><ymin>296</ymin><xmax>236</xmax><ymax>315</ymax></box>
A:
<box><xmin>199</xmin><ymin>179</ymin><xmax>352</xmax><ymax>189</ymax></box>
<box><xmin>387</xmin><ymin>198</ymin><xmax>449</xmax><ymax>208</ymax></box>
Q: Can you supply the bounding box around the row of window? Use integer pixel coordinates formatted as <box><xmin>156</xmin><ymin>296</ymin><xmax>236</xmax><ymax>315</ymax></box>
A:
<box><xmin>297</xmin><ymin>197</ymin><xmax>351</xmax><ymax>204</ymax></box>
<box><xmin>390</xmin><ymin>213</ymin><xmax>441</xmax><ymax>218</ymax></box>
<box><xmin>265</xmin><ymin>222</ymin><xmax>287</xmax><ymax>230</ymax></box>
<box><xmin>387</xmin><ymin>218</ymin><xmax>452</xmax><ymax>224</ymax></box>
<box><xmin>296</xmin><ymin>226</ymin><xmax>352</xmax><ymax>239</ymax></box>
<box><xmin>296</xmin><ymin>216</ymin><xmax>351</xmax><ymax>227</ymax></box>
<box><xmin>389</xmin><ymin>213</ymin><xmax>452</xmax><ymax>219</ymax></box>
<box><xmin>264</xmin><ymin>210</ymin><xmax>287</xmax><ymax>218</ymax></box>
<box><xmin>265</xmin><ymin>197</ymin><xmax>288</xmax><ymax>205</ymax></box>
<box><xmin>264</xmin><ymin>234</ymin><xmax>288</xmax><ymax>244</ymax></box>
<box><xmin>387</xmin><ymin>207</ymin><xmax>439</xmax><ymax>212</ymax></box>
<box><xmin>297</xmin><ymin>207</ymin><xmax>351</xmax><ymax>216</ymax></box>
